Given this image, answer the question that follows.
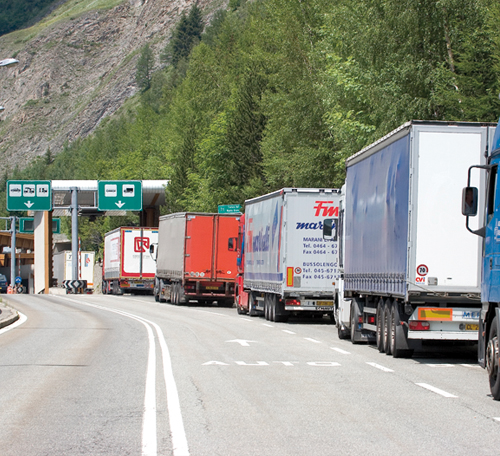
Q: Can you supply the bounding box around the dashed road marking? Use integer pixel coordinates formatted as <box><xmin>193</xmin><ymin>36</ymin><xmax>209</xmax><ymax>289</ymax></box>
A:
<box><xmin>262</xmin><ymin>323</ymin><xmax>273</xmax><ymax>328</ymax></box>
<box><xmin>331</xmin><ymin>347</ymin><xmax>351</xmax><ymax>355</ymax></box>
<box><xmin>366</xmin><ymin>362</ymin><xmax>394</xmax><ymax>373</ymax></box>
<box><xmin>415</xmin><ymin>383</ymin><xmax>457</xmax><ymax>398</ymax></box>
<box><xmin>305</xmin><ymin>337</ymin><xmax>321</xmax><ymax>344</ymax></box>
<box><xmin>425</xmin><ymin>364</ymin><xmax>454</xmax><ymax>368</ymax></box>
<box><xmin>282</xmin><ymin>330</ymin><xmax>296</xmax><ymax>334</ymax></box>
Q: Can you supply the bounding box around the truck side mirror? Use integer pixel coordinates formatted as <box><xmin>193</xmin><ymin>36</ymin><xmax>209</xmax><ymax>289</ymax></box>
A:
<box><xmin>323</xmin><ymin>218</ymin><xmax>338</xmax><ymax>241</ymax></box>
<box><xmin>149</xmin><ymin>243</ymin><xmax>157</xmax><ymax>261</ymax></box>
<box><xmin>462</xmin><ymin>187</ymin><xmax>478</xmax><ymax>217</ymax></box>
<box><xmin>228</xmin><ymin>237</ymin><xmax>237</xmax><ymax>251</ymax></box>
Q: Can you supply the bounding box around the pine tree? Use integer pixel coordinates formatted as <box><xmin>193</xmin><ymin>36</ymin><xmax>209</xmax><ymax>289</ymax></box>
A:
<box><xmin>136</xmin><ymin>44</ymin><xmax>154</xmax><ymax>92</ymax></box>
<box><xmin>162</xmin><ymin>4</ymin><xmax>204</xmax><ymax>68</ymax></box>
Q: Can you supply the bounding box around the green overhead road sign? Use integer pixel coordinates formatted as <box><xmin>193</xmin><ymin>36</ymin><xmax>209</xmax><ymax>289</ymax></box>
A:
<box><xmin>7</xmin><ymin>180</ymin><xmax>52</xmax><ymax>211</ymax></box>
<box><xmin>218</xmin><ymin>204</ymin><xmax>242</xmax><ymax>214</ymax></box>
<box><xmin>98</xmin><ymin>180</ymin><xmax>142</xmax><ymax>211</ymax></box>
<box><xmin>19</xmin><ymin>217</ymin><xmax>60</xmax><ymax>234</ymax></box>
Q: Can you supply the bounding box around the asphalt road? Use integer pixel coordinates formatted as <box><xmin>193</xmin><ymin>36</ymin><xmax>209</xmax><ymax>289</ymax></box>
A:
<box><xmin>0</xmin><ymin>294</ymin><xmax>499</xmax><ymax>456</ymax></box>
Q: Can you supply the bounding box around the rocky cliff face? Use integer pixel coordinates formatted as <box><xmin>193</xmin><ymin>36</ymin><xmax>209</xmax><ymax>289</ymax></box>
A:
<box><xmin>0</xmin><ymin>0</ymin><xmax>226</xmax><ymax>174</ymax></box>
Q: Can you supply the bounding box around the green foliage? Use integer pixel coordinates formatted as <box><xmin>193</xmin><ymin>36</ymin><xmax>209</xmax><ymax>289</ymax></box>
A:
<box><xmin>162</xmin><ymin>4</ymin><xmax>204</xmax><ymax>68</ymax></box>
<box><xmin>0</xmin><ymin>0</ymin><xmax>59</xmax><ymax>36</ymax></box>
<box><xmin>136</xmin><ymin>44</ymin><xmax>155</xmax><ymax>92</ymax></box>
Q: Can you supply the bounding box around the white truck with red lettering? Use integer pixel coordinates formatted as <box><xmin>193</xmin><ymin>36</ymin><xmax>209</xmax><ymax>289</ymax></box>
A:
<box><xmin>102</xmin><ymin>226</ymin><xmax>158</xmax><ymax>295</ymax></box>
<box><xmin>237</xmin><ymin>188</ymin><xmax>341</xmax><ymax>321</ymax></box>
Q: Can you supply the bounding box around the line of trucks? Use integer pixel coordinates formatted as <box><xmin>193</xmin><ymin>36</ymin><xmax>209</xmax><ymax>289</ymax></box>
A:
<box><xmin>100</xmin><ymin>119</ymin><xmax>500</xmax><ymax>400</ymax></box>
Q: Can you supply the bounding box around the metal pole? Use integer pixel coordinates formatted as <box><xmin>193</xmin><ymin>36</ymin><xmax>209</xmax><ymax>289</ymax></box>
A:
<box><xmin>10</xmin><ymin>216</ymin><xmax>16</xmax><ymax>288</ymax></box>
<box><xmin>71</xmin><ymin>187</ymin><xmax>78</xmax><ymax>281</ymax></box>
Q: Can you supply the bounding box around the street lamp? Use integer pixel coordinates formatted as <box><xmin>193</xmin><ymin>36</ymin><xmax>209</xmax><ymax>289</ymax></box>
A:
<box><xmin>1</xmin><ymin>58</ymin><xmax>19</xmax><ymax>117</ymax></box>
<box><xmin>0</xmin><ymin>58</ymin><xmax>19</xmax><ymax>67</ymax></box>
<box><xmin>2</xmin><ymin>58</ymin><xmax>20</xmax><ymax>288</ymax></box>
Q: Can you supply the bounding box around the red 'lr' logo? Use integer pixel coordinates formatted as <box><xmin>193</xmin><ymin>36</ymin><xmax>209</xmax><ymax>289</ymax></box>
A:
<box><xmin>134</xmin><ymin>237</ymin><xmax>150</xmax><ymax>253</ymax></box>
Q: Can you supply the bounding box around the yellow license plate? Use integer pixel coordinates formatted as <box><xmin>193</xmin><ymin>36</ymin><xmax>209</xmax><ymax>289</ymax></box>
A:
<box><xmin>206</xmin><ymin>286</ymin><xmax>219</xmax><ymax>290</ymax></box>
<box><xmin>317</xmin><ymin>301</ymin><xmax>333</xmax><ymax>306</ymax></box>
<box><xmin>465</xmin><ymin>324</ymin><xmax>479</xmax><ymax>331</ymax></box>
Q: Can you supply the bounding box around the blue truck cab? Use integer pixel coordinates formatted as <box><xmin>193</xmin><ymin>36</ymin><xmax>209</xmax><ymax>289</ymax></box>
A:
<box><xmin>463</xmin><ymin>120</ymin><xmax>500</xmax><ymax>399</ymax></box>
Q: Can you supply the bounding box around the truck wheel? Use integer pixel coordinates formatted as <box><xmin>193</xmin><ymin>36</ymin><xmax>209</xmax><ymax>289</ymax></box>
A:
<box><xmin>350</xmin><ymin>298</ymin><xmax>362</xmax><ymax>344</ymax></box>
<box><xmin>389</xmin><ymin>303</ymin><xmax>413</xmax><ymax>358</ymax></box>
<box><xmin>384</xmin><ymin>301</ymin><xmax>392</xmax><ymax>356</ymax></box>
<box><xmin>487</xmin><ymin>316</ymin><xmax>500</xmax><ymax>400</ymax></box>
<box><xmin>376</xmin><ymin>299</ymin><xmax>385</xmax><ymax>352</ymax></box>
<box><xmin>172</xmin><ymin>284</ymin><xmax>179</xmax><ymax>305</ymax></box>
<box><xmin>102</xmin><ymin>281</ymin><xmax>107</xmax><ymax>295</ymax></box>
<box><xmin>338</xmin><ymin>325</ymin><xmax>350</xmax><ymax>340</ymax></box>
<box><xmin>248</xmin><ymin>293</ymin><xmax>258</xmax><ymax>317</ymax></box>
<box><xmin>264</xmin><ymin>295</ymin><xmax>271</xmax><ymax>320</ymax></box>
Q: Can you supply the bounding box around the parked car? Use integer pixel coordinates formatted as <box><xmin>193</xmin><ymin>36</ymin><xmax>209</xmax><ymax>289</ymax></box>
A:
<box><xmin>0</xmin><ymin>274</ymin><xmax>8</xmax><ymax>293</ymax></box>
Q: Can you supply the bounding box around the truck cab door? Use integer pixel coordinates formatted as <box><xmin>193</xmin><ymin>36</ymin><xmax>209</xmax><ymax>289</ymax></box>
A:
<box><xmin>484</xmin><ymin>164</ymin><xmax>500</xmax><ymax>302</ymax></box>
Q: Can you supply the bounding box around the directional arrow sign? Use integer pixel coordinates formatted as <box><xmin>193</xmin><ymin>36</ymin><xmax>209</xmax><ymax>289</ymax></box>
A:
<box><xmin>97</xmin><ymin>180</ymin><xmax>142</xmax><ymax>211</ymax></box>
<box><xmin>226</xmin><ymin>339</ymin><xmax>257</xmax><ymax>347</ymax></box>
<box><xmin>6</xmin><ymin>180</ymin><xmax>52</xmax><ymax>211</ymax></box>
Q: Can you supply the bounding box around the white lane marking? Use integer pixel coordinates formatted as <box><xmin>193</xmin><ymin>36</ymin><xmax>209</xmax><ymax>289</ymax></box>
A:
<box><xmin>331</xmin><ymin>347</ymin><xmax>351</xmax><ymax>355</ymax></box>
<box><xmin>415</xmin><ymin>383</ymin><xmax>457</xmax><ymax>398</ymax></box>
<box><xmin>425</xmin><ymin>364</ymin><xmax>454</xmax><ymax>368</ymax></box>
<box><xmin>61</xmin><ymin>298</ymin><xmax>190</xmax><ymax>456</ymax></box>
<box><xmin>142</xmin><ymin>319</ymin><xmax>157</xmax><ymax>456</ymax></box>
<box><xmin>235</xmin><ymin>361</ymin><xmax>269</xmax><ymax>366</ymax></box>
<box><xmin>493</xmin><ymin>417</ymin><xmax>500</xmax><ymax>422</ymax></box>
<box><xmin>366</xmin><ymin>362</ymin><xmax>394</xmax><ymax>373</ymax></box>
<box><xmin>239</xmin><ymin>318</ymin><xmax>253</xmax><ymax>322</ymax></box>
<box><xmin>460</xmin><ymin>364</ymin><xmax>481</xmax><ymax>369</ymax></box>
<box><xmin>262</xmin><ymin>323</ymin><xmax>273</xmax><ymax>328</ymax></box>
<box><xmin>307</xmin><ymin>362</ymin><xmax>341</xmax><ymax>367</ymax></box>
<box><xmin>226</xmin><ymin>339</ymin><xmax>257</xmax><ymax>347</ymax></box>
<box><xmin>0</xmin><ymin>311</ymin><xmax>27</xmax><ymax>335</ymax></box>
<box><xmin>305</xmin><ymin>337</ymin><xmax>321</xmax><ymax>344</ymax></box>
<box><xmin>282</xmin><ymin>330</ymin><xmax>295</xmax><ymax>334</ymax></box>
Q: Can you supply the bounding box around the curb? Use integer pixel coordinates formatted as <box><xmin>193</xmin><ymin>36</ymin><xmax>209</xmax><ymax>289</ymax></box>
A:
<box><xmin>0</xmin><ymin>298</ymin><xmax>20</xmax><ymax>330</ymax></box>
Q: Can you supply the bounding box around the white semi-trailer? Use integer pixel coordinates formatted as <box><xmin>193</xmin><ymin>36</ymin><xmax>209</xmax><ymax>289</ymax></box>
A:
<box><xmin>238</xmin><ymin>188</ymin><xmax>341</xmax><ymax>321</ymax></box>
<box><xmin>332</xmin><ymin>120</ymin><xmax>490</xmax><ymax>357</ymax></box>
<box><xmin>102</xmin><ymin>227</ymin><xmax>158</xmax><ymax>295</ymax></box>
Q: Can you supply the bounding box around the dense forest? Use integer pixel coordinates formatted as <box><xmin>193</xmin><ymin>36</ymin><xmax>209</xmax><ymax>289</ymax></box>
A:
<box><xmin>2</xmin><ymin>0</ymin><xmax>500</xmax><ymax>253</ymax></box>
<box><xmin>0</xmin><ymin>0</ymin><xmax>63</xmax><ymax>36</ymax></box>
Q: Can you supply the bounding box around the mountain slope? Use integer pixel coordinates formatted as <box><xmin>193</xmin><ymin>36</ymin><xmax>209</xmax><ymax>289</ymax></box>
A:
<box><xmin>0</xmin><ymin>0</ymin><xmax>226</xmax><ymax>175</ymax></box>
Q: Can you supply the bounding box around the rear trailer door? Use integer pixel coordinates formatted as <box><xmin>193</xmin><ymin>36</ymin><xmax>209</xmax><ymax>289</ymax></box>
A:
<box><xmin>121</xmin><ymin>228</ymin><xmax>157</xmax><ymax>279</ymax></box>
<box><xmin>408</xmin><ymin>125</ymin><xmax>487</xmax><ymax>339</ymax></box>
<box><xmin>214</xmin><ymin>216</ymin><xmax>238</xmax><ymax>281</ymax></box>
<box><xmin>410</xmin><ymin>126</ymin><xmax>485</xmax><ymax>292</ymax></box>
<box><xmin>185</xmin><ymin>214</ymin><xmax>215</xmax><ymax>280</ymax></box>
<box><xmin>284</xmin><ymin>190</ymin><xmax>340</xmax><ymax>309</ymax></box>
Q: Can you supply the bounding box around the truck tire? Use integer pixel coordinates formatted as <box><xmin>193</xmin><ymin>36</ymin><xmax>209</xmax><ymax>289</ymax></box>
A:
<box><xmin>338</xmin><ymin>325</ymin><xmax>350</xmax><ymax>340</ymax></box>
<box><xmin>172</xmin><ymin>284</ymin><xmax>179</xmax><ymax>305</ymax></box>
<box><xmin>376</xmin><ymin>299</ymin><xmax>385</xmax><ymax>352</ymax></box>
<box><xmin>389</xmin><ymin>303</ymin><xmax>413</xmax><ymax>358</ymax></box>
<box><xmin>487</xmin><ymin>316</ymin><xmax>500</xmax><ymax>400</ymax></box>
<box><xmin>350</xmin><ymin>298</ymin><xmax>363</xmax><ymax>344</ymax></box>
<box><xmin>248</xmin><ymin>293</ymin><xmax>258</xmax><ymax>317</ymax></box>
<box><xmin>264</xmin><ymin>295</ymin><xmax>270</xmax><ymax>320</ymax></box>
<box><xmin>383</xmin><ymin>301</ymin><xmax>392</xmax><ymax>356</ymax></box>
